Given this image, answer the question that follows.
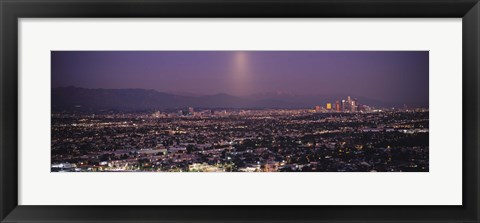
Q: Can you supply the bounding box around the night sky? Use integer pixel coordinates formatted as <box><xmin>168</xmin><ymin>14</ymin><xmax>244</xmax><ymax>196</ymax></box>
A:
<box><xmin>51</xmin><ymin>51</ymin><xmax>429</xmax><ymax>106</ymax></box>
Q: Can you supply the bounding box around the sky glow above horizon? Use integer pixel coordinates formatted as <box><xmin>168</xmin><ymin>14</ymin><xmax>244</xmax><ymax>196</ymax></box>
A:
<box><xmin>51</xmin><ymin>51</ymin><xmax>429</xmax><ymax>105</ymax></box>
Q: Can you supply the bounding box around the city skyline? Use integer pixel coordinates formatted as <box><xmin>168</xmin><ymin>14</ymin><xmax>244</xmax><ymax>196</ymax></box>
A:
<box><xmin>51</xmin><ymin>86</ymin><xmax>417</xmax><ymax>112</ymax></box>
<box><xmin>52</xmin><ymin>51</ymin><xmax>429</xmax><ymax>107</ymax></box>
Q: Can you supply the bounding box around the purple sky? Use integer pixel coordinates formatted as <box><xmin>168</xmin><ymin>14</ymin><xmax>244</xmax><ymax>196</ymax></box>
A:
<box><xmin>51</xmin><ymin>51</ymin><xmax>428</xmax><ymax>105</ymax></box>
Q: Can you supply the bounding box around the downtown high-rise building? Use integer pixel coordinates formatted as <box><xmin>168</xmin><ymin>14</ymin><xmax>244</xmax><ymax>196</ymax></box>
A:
<box><xmin>335</xmin><ymin>101</ymin><xmax>341</xmax><ymax>112</ymax></box>
<box><xmin>326</xmin><ymin>103</ymin><xmax>332</xmax><ymax>110</ymax></box>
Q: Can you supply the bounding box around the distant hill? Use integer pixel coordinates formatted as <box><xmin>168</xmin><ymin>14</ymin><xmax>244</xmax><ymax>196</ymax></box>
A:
<box><xmin>51</xmin><ymin>87</ymin><xmax>422</xmax><ymax>112</ymax></box>
<box><xmin>51</xmin><ymin>87</ymin><xmax>296</xmax><ymax>112</ymax></box>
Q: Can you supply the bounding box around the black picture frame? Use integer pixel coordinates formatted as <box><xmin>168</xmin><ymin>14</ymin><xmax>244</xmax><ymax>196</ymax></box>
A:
<box><xmin>1</xmin><ymin>0</ymin><xmax>479</xmax><ymax>222</ymax></box>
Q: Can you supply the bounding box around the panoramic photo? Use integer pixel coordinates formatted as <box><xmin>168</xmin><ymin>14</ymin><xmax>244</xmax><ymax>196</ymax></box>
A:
<box><xmin>51</xmin><ymin>51</ymin><xmax>429</xmax><ymax>172</ymax></box>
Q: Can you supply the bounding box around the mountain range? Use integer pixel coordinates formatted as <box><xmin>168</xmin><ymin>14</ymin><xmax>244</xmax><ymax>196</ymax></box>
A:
<box><xmin>51</xmin><ymin>86</ymin><xmax>423</xmax><ymax>112</ymax></box>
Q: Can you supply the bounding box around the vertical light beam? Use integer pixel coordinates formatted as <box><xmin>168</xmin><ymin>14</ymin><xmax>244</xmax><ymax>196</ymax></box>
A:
<box><xmin>231</xmin><ymin>51</ymin><xmax>250</xmax><ymax>96</ymax></box>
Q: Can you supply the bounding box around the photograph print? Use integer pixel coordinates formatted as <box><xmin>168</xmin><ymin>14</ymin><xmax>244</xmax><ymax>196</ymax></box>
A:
<box><xmin>51</xmin><ymin>51</ymin><xmax>429</xmax><ymax>172</ymax></box>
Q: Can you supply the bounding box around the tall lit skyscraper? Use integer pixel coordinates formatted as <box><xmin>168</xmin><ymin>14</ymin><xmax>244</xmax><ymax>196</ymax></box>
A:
<box><xmin>347</xmin><ymin>96</ymin><xmax>352</xmax><ymax>112</ymax></box>
<box><xmin>335</xmin><ymin>101</ymin><xmax>341</xmax><ymax>112</ymax></box>
<box><xmin>351</xmin><ymin>99</ymin><xmax>357</xmax><ymax>112</ymax></box>
<box><xmin>326</xmin><ymin>103</ymin><xmax>332</xmax><ymax>110</ymax></box>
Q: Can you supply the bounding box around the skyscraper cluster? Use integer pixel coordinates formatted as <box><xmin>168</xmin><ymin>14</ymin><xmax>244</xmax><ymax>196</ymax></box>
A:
<box><xmin>316</xmin><ymin>96</ymin><xmax>369</xmax><ymax>112</ymax></box>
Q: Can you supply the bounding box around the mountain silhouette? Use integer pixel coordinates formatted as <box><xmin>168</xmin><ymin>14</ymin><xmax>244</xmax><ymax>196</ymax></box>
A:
<box><xmin>51</xmin><ymin>87</ymin><xmax>296</xmax><ymax>112</ymax></box>
<box><xmin>51</xmin><ymin>87</ymin><xmax>418</xmax><ymax>112</ymax></box>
